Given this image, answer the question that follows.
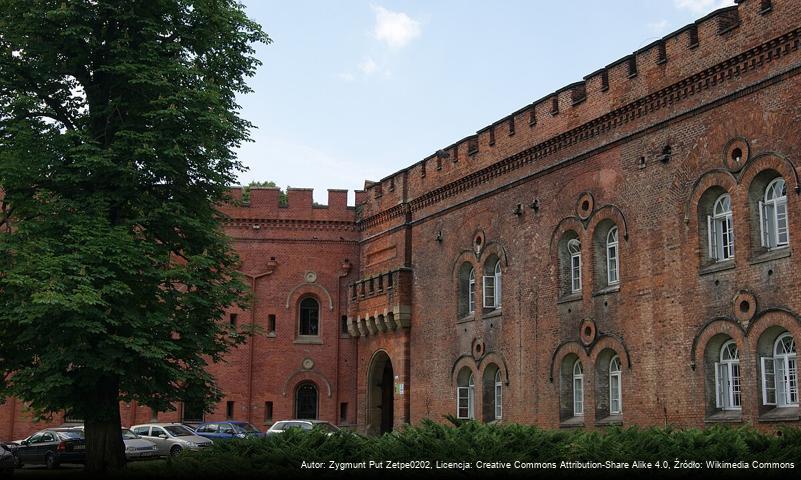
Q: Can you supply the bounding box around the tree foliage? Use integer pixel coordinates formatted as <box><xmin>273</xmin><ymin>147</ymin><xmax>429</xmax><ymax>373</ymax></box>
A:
<box><xmin>0</xmin><ymin>0</ymin><xmax>269</xmax><ymax>472</ymax></box>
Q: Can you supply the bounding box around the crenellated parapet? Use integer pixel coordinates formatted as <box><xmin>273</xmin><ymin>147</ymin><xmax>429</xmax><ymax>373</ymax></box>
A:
<box><xmin>356</xmin><ymin>0</ymin><xmax>799</xmax><ymax>231</ymax></box>
<box><xmin>220</xmin><ymin>188</ymin><xmax>360</xmax><ymax>232</ymax></box>
<box><xmin>346</xmin><ymin>268</ymin><xmax>413</xmax><ymax>337</ymax></box>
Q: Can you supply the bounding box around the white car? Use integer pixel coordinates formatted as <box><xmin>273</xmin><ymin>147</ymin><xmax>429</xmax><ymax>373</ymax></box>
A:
<box><xmin>130</xmin><ymin>423</ymin><xmax>213</xmax><ymax>456</ymax></box>
<box><xmin>121</xmin><ymin>428</ymin><xmax>160</xmax><ymax>461</ymax></box>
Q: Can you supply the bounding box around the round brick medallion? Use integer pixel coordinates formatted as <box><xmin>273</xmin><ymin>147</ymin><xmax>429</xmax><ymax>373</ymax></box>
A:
<box><xmin>304</xmin><ymin>271</ymin><xmax>317</xmax><ymax>283</ymax></box>
<box><xmin>576</xmin><ymin>192</ymin><xmax>594</xmax><ymax>220</ymax></box>
<box><xmin>473</xmin><ymin>231</ymin><xmax>485</xmax><ymax>256</ymax></box>
<box><xmin>579</xmin><ymin>319</ymin><xmax>597</xmax><ymax>346</ymax></box>
<box><xmin>723</xmin><ymin>137</ymin><xmax>750</xmax><ymax>173</ymax></box>
<box><xmin>733</xmin><ymin>290</ymin><xmax>757</xmax><ymax>324</ymax></box>
<box><xmin>302</xmin><ymin>358</ymin><xmax>314</xmax><ymax>370</ymax></box>
<box><xmin>472</xmin><ymin>338</ymin><xmax>485</xmax><ymax>360</ymax></box>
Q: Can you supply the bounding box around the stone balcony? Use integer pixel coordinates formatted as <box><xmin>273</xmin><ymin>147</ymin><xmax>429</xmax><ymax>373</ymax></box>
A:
<box><xmin>347</xmin><ymin>268</ymin><xmax>412</xmax><ymax>338</ymax></box>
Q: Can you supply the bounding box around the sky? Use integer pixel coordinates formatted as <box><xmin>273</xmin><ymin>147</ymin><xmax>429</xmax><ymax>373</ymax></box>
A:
<box><xmin>236</xmin><ymin>0</ymin><xmax>735</xmax><ymax>204</ymax></box>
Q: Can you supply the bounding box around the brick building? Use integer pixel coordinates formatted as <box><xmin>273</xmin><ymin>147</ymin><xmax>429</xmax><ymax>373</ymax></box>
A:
<box><xmin>2</xmin><ymin>0</ymin><xmax>800</xmax><ymax>440</ymax></box>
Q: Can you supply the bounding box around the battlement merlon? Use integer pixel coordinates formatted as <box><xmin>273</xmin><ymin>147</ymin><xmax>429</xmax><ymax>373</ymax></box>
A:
<box><xmin>220</xmin><ymin>187</ymin><xmax>359</xmax><ymax>223</ymax></box>
<box><xmin>356</xmin><ymin>0</ymin><xmax>795</xmax><ymax>221</ymax></box>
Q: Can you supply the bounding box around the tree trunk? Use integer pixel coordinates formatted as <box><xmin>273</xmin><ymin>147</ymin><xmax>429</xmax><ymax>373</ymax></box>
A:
<box><xmin>84</xmin><ymin>376</ymin><xmax>126</xmax><ymax>474</ymax></box>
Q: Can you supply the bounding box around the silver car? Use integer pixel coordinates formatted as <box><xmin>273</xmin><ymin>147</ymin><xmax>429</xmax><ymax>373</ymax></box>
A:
<box><xmin>130</xmin><ymin>423</ymin><xmax>213</xmax><ymax>456</ymax></box>
<box><xmin>121</xmin><ymin>429</ymin><xmax>159</xmax><ymax>460</ymax></box>
<box><xmin>266</xmin><ymin>420</ymin><xmax>340</xmax><ymax>435</ymax></box>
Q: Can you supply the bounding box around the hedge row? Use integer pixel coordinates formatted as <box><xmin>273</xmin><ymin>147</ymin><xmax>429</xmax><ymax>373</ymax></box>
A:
<box><xmin>127</xmin><ymin>420</ymin><xmax>801</xmax><ymax>478</ymax></box>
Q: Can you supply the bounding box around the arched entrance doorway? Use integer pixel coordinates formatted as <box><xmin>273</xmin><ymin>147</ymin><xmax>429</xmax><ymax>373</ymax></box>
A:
<box><xmin>367</xmin><ymin>351</ymin><xmax>394</xmax><ymax>435</ymax></box>
<box><xmin>295</xmin><ymin>382</ymin><xmax>318</xmax><ymax>419</ymax></box>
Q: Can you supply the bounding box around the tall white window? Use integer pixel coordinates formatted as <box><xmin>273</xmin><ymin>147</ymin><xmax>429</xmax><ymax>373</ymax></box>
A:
<box><xmin>573</xmin><ymin>360</ymin><xmax>584</xmax><ymax>416</ymax></box>
<box><xmin>708</xmin><ymin>194</ymin><xmax>734</xmax><ymax>261</ymax></box>
<box><xmin>483</xmin><ymin>260</ymin><xmax>501</xmax><ymax>309</ymax></box>
<box><xmin>494</xmin><ymin>370</ymin><xmax>502</xmax><ymax>420</ymax></box>
<box><xmin>468</xmin><ymin>268</ymin><xmax>476</xmax><ymax>314</ymax></box>
<box><xmin>760</xmin><ymin>178</ymin><xmax>789</xmax><ymax>249</ymax></box>
<box><xmin>715</xmin><ymin>340</ymin><xmax>741</xmax><ymax>410</ymax></box>
<box><xmin>609</xmin><ymin>355</ymin><xmax>622</xmax><ymax>415</ymax></box>
<box><xmin>606</xmin><ymin>227</ymin><xmax>619</xmax><ymax>285</ymax></box>
<box><xmin>457</xmin><ymin>372</ymin><xmax>475</xmax><ymax>419</ymax></box>
<box><xmin>568</xmin><ymin>239</ymin><xmax>582</xmax><ymax>293</ymax></box>
<box><xmin>762</xmin><ymin>333</ymin><xmax>798</xmax><ymax>407</ymax></box>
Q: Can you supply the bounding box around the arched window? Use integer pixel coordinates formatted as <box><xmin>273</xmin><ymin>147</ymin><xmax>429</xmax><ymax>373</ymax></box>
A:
<box><xmin>760</xmin><ymin>178</ymin><xmax>789</xmax><ymax>249</ymax></box>
<box><xmin>295</xmin><ymin>382</ymin><xmax>318</xmax><ymax>419</ymax></box>
<box><xmin>298</xmin><ymin>297</ymin><xmax>319</xmax><ymax>336</ymax></box>
<box><xmin>568</xmin><ymin>239</ymin><xmax>582</xmax><ymax>293</ymax></box>
<box><xmin>708</xmin><ymin>194</ymin><xmax>734</xmax><ymax>261</ymax></box>
<box><xmin>762</xmin><ymin>333</ymin><xmax>798</xmax><ymax>407</ymax></box>
<box><xmin>483</xmin><ymin>258</ymin><xmax>502</xmax><ymax>309</ymax></box>
<box><xmin>494</xmin><ymin>370</ymin><xmax>502</xmax><ymax>420</ymax></box>
<box><xmin>573</xmin><ymin>360</ymin><xmax>584</xmax><ymax>416</ymax></box>
<box><xmin>468</xmin><ymin>268</ymin><xmax>476</xmax><ymax>314</ymax></box>
<box><xmin>606</xmin><ymin>227</ymin><xmax>619</xmax><ymax>285</ymax></box>
<box><xmin>609</xmin><ymin>355</ymin><xmax>622</xmax><ymax>415</ymax></box>
<box><xmin>456</xmin><ymin>368</ymin><xmax>475</xmax><ymax>419</ymax></box>
<box><xmin>715</xmin><ymin>341</ymin><xmax>741</xmax><ymax>410</ymax></box>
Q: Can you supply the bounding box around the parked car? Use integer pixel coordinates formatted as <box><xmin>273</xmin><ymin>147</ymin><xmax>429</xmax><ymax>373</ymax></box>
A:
<box><xmin>121</xmin><ymin>429</ymin><xmax>160</xmax><ymax>461</ymax></box>
<box><xmin>266</xmin><ymin>420</ymin><xmax>340</xmax><ymax>436</ymax></box>
<box><xmin>0</xmin><ymin>443</ymin><xmax>15</xmax><ymax>476</ymax></box>
<box><xmin>13</xmin><ymin>428</ymin><xmax>86</xmax><ymax>469</ymax></box>
<box><xmin>194</xmin><ymin>421</ymin><xmax>265</xmax><ymax>441</ymax></box>
<box><xmin>130</xmin><ymin>423</ymin><xmax>212</xmax><ymax>456</ymax></box>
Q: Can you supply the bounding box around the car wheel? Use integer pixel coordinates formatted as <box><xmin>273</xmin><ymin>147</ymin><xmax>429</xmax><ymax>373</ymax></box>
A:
<box><xmin>45</xmin><ymin>452</ymin><xmax>59</xmax><ymax>470</ymax></box>
<box><xmin>169</xmin><ymin>445</ymin><xmax>182</xmax><ymax>457</ymax></box>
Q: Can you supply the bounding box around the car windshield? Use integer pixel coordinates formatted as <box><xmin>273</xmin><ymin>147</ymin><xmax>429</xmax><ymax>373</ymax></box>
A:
<box><xmin>164</xmin><ymin>425</ymin><xmax>194</xmax><ymax>437</ymax></box>
<box><xmin>233</xmin><ymin>423</ymin><xmax>260</xmax><ymax>433</ymax></box>
<box><xmin>313</xmin><ymin>423</ymin><xmax>339</xmax><ymax>434</ymax></box>
<box><xmin>57</xmin><ymin>431</ymin><xmax>84</xmax><ymax>440</ymax></box>
<box><xmin>122</xmin><ymin>429</ymin><xmax>139</xmax><ymax>440</ymax></box>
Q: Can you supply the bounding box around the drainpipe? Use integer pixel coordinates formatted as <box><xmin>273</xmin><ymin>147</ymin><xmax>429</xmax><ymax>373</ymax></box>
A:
<box><xmin>247</xmin><ymin>274</ymin><xmax>256</xmax><ymax>424</ymax></box>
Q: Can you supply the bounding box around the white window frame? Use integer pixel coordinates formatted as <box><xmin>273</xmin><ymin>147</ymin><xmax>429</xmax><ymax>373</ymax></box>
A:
<box><xmin>772</xmin><ymin>333</ymin><xmax>798</xmax><ymax>407</ymax></box>
<box><xmin>494</xmin><ymin>370</ymin><xmax>502</xmax><ymax>420</ymax></box>
<box><xmin>708</xmin><ymin>194</ymin><xmax>734</xmax><ymax>261</ymax></box>
<box><xmin>609</xmin><ymin>355</ymin><xmax>622</xmax><ymax>415</ymax></box>
<box><xmin>606</xmin><ymin>227</ymin><xmax>620</xmax><ymax>285</ymax></box>
<box><xmin>573</xmin><ymin>360</ymin><xmax>584</xmax><ymax>416</ymax></box>
<box><xmin>715</xmin><ymin>340</ymin><xmax>741</xmax><ymax>411</ymax></box>
<box><xmin>456</xmin><ymin>372</ymin><xmax>475</xmax><ymax>420</ymax></box>
<box><xmin>467</xmin><ymin>268</ymin><xmax>476</xmax><ymax>314</ymax></box>
<box><xmin>494</xmin><ymin>261</ymin><xmax>502</xmax><ymax>308</ymax></box>
<box><xmin>760</xmin><ymin>178</ymin><xmax>789</xmax><ymax>249</ymax></box>
<box><xmin>568</xmin><ymin>239</ymin><xmax>582</xmax><ymax>293</ymax></box>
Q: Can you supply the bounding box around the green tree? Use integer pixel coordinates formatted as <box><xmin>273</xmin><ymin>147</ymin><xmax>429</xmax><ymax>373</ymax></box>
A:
<box><xmin>0</xmin><ymin>0</ymin><xmax>268</xmax><ymax>473</ymax></box>
<box><xmin>241</xmin><ymin>180</ymin><xmax>288</xmax><ymax>205</ymax></box>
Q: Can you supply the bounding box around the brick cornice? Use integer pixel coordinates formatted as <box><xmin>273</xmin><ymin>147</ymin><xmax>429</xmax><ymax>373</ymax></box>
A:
<box><xmin>224</xmin><ymin>218</ymin><xmax>357</xmax><ymax>232</ymax></box>
<box><xmin>358</xmin><ymin>27</ymin><xmax>801</xmax><ymax>232</ymax></box>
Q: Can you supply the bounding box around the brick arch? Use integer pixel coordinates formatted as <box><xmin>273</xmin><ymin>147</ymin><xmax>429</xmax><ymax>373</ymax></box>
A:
<box><xmin>450</xmin><ymin>354</ymin><xmax>478</xmax><ymax>386</ymax></box>
<box><xmin>478</xmin><ymin>351</ymin><xmax>509</xmax><ymax>385</ymax></box>
<box><xmin>285</xmin><ymin>282</ymin><xmax>334</xmax><ymax>311</ymax></box>
<box><xmin>587</xmin><ymin>205</ymin><xmax>629</xmax><ymax>241</ymax></box>
<box><xmin>547</xmin><ymin>217</ymin><xmax>586</xmax><ymax>257</ymax></box>
<box><xmin>549</xmin><ymin>341</ymin><xmax>590</xmax><ymax>383</ymax></box>
<box><xmin>682</xmin><ymin>169</ymin><xmax>738</xmax><ymax>224</ymax></box>
<box><xmin>690</xmin><ymin>317</ymin><xmax>746</xmax><ymax>367</ymax></box>
<box><xmin>590</xmin><ymin>334</ymin><xmax>632</xmax><ymax>370</ymax></box>
<box><xmin>281</xmin><ymin>370</ymin><xmax>333</xmax><ymax>398</ymax></box>
<box><xmin>745</xmin><ymin>308</ymin><xmax>801</xmax><ymax>344</ymax></box>
<box><xmin>450</xmin><ymin>249</ymin><xmax>479</xmax><ymax>280</ymax></box>
<box><xmin>737</xmin><ymin>151</ymin><xmax>800</xmax><ymax>195</ymax></box>
<box><xmin>479</xmin><ymin>241</ymin><xmax>509</xmax><ymax>268</ymax></box>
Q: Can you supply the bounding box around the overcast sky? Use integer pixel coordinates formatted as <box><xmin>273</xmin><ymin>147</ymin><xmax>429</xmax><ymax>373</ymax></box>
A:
<box><xmin>236</xmin><ymin>0</ymin><xmax>735</xmax><ymax>204</ymax></box>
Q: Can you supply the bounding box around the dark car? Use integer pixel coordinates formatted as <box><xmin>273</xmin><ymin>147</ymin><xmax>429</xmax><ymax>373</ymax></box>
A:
<box><xmin>14</xmin><ymin>428</ymin><xmax>86</xmax><ymax>469</ymax></box>
<box><xmin>0</xmin><ymin>443</ymin><xmax>15</xmax><ymax>476</ymax></box>
<box><xmin>194</xmin><ymin>421</ymin><xmax>265</xmax><ymax>440</ymax></box>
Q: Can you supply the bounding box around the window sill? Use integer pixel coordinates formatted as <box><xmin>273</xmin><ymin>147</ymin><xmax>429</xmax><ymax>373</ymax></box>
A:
<box><xmin>704</xmin><ymin>410</ymin><xmax>742</xmax><ymax>424</ymax></box>
<box><xmin>559</xmin><ymin>416</ymin><xmax>585</xmax><ymax>429</ymax></box>
<box><xmin>699</xmin><ymin>260</ymin><xmax>735</xmax><ymax>276</ymax></box>
<box><xmin>595</xmin><ymin>414</ymin><xmax>623</xmax><ymax>426</ymax></box>
<box><xmin>482</xmin><ymin>308</ymin><xmax>503</xmax><ymax>320</ymax></box>
<box><xmin>293</xmin><ymin>336</ymin><xmax>323</xmax><ymax>345</ymax></box>
<box><xmin>456</xmin><ymin>314</ymin><xmax>475</xmax><ymax>325</ymax></box>
<box><xmin>749</xmin><ymin>247</ymin><xmax>791</xmax><ymax>265</ymax></box>
<box><xmin>758</xmin><ymin>406</ymin><xmax>800</xmax><ymax>423</ymax></box>
<box><xmin>266</xmin><ymin>332</ymin><xmax>276</xmax><ymax>338</ymax></box>
<box><xmin>557</xmin><ymin>293</ymin><xmax>582</xmax><ymax>305</ymax></box>
<box><xmin>592</xmin><ymin>285</ymin><xmax>620</xmax><ymax>297</ymax></box>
